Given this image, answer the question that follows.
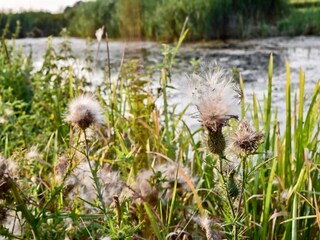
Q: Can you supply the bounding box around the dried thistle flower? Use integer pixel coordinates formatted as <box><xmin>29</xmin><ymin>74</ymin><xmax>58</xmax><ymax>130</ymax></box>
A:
<box><xmin>231</xmin><ymin>120</ymin><xmax>264</xmax><ymax>155</ymax></box>
<box><xmin>100</xmin><ymin>236</ymin><xmax>111</xmax><ymax>240</ymax></box>
<box><xmin>66</xmin><ymin>94</ymin><xmax>105</xmax><ymax>130</ymax></box>
<box><xmin>187</xmin><ymin>64</ymin><xmax>240</xmax><ymax>133</ymax></box>
<box><xmin>55</xmin><ymin>154</ymin><xmax>69</xmax><ymax>175</ymax></box>
<box><xmin>54</xmin><ymin>154</ymin><xmax>69</xmax><ymax>184</ymax></box>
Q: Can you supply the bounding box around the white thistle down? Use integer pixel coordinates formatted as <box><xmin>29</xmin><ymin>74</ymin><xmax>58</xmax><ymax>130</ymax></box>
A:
<box><xmin>130</xmin><ymin>163</ymin><xmax>198</xmax><ymax>204</ymax></box>
<box><xmin>66</xmin><ymin>94</ymin><xmax>105</xmax><ymax>129</ymax></box>
<box><xmin>65</xmin><ymin>162</ymin><xmax>123</xmax><ymax>210</ymax></box>
<box><xmin>195</xmin><ymin>213</ymin><xmax>224</xmax><ymax>240</ymax></box>
<box><xmin>25</xmin><ymin>145</ymin><xmax>42</xmax><ymax>161</ymax></box>
<box><xmin>187</xmin><ymin>64</ymin><xmax>241</xmax><ymax>132</ymax></box>
<box><xmin>95</xmin><ymin>27</ymin><xmax>104</xmax><ymax>42</ymax></box>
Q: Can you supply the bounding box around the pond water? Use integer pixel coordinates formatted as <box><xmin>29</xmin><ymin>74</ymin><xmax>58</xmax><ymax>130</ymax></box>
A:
<box><xmin>14</xmin><ymin>37</ymin><xmax>320</xmax><ymax>131</ymax></box>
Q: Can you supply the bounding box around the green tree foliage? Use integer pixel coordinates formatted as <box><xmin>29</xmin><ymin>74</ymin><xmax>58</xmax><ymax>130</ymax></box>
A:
<box><xmin>0</xmin><ymin>12</ymin><xmax>66</xmax><ymax>38</ymax></box>
<box><xmin>0</xmin><ymin>0</ymin><xmax>289</xmax><ymax>40</ymax></box>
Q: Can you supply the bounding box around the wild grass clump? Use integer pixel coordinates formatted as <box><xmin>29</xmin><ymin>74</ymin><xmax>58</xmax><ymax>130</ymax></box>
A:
<box><xmin>0</xmin><ymin>28</ymin><xmax>319</xmax><ymax>240</ymax></box>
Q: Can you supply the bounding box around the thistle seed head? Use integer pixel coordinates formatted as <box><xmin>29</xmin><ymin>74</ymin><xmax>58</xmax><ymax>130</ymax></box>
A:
<box><xmin>187</xmin><ymin>63</ymin><xmax>240</xmax><ymax>133</ymax></box>
<box><xmin>231</xmin><ymin>120</ymin><xmax>264</xmax><ymax>155</ymax></box>
<box><xmin>66</xmin><ymin>94</ymin><xmax>105</xmax><ymax>130</ymax></box>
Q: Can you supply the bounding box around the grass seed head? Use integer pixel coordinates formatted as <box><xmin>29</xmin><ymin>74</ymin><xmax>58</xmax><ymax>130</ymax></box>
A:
<box><xmin>66</xmin><ymin>94</ymin><xmax>105</xmax><ymax>130</ymax></box>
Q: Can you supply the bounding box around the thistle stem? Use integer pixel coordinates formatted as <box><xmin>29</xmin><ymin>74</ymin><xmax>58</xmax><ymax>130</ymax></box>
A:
<box><xmin>237</xmin><ymin>156</ymin><xmax>246</xmax><ymax>215</ymax></box>
<box><xmin>219</xmin><ymin>156</ymin><xmax>236</xmax><ymax>219</ymax></box>
<box><xmin>83</xmin><ymin>130</ymin><xmax>108</xmax><ymax>220</ymax></box>
<box><xmin>218</xmin><ymin>156</ymin><xmax>237</xmax><ymax>240</ymax></box>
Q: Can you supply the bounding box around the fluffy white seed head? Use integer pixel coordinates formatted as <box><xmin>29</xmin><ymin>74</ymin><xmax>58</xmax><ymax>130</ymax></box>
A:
<box><xmin>187</xmin><ymin>63</ymin><xmax>241</xmax><ymax>132</ymax></box>
<box><xmin>66</xmin><ymin>94</ymin><xmax>105</xmax><ymax>130</ymax></box>
<box><xmin>95</xmin><ymin>27</ymin><xmax>104</xmax><ymax>42</ymax></box>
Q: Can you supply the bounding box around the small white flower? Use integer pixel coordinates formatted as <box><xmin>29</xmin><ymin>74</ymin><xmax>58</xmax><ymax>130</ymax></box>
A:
<box><xmin>66</xmin><ymin>94</ymin><xmax>105</xmax><ymax>129</ymax></box>
<box><xmin>95</xmin><ymin>27</ymin><xmax>104</xmax><ymax>42</ymax></box>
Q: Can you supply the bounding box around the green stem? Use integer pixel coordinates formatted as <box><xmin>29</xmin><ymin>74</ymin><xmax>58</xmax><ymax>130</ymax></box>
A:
<box><xmin>238</xmin><ymin>157</ymin><xmax>246</xmax><ymax>215</ymax></box>
<box><xmin>219</xmin><ymin>157</ymin><xmax>236</xmax><ymax>218</ymax></box>
<box><xmin>83</xmin><ymin>130</ymin><xmax>108</xmax><ymax>220</ymax></box>
<box><xmin>161</xmin><ymin>67</ymin><xmax>172</xmax><ymax>158</ymax></box>
<box><xmin>218</xmin><ymin>156</ymin><xmax>237</xmax><ymax>239</ymax></box>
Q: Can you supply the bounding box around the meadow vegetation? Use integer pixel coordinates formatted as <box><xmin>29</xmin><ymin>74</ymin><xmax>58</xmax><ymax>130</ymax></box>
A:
<box><xmin>0</xmin><ymin>24</ymin><xmax>319</xmax><ymax>240</ymax></box>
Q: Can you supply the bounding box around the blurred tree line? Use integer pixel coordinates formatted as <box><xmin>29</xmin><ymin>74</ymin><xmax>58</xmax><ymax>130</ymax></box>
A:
<box><xmin>0</xmin><ymin>0</ymin><xmax>289</xmax><ymax>41</ymax></box>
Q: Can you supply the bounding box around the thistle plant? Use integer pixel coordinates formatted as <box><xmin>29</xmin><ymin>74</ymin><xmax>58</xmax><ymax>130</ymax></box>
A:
<box><xmin>188</xmin><ymin>64</ymin><xmax>240</xmax><ymax>155</ymax></box>
<box><xmin>187</xmin><ymin>63</ymin><xmax>264</xmax><ymax>238</ymax></box>
<box><xmin>66</xmin><ymin>94</ymin><xmax>109</xmax><ymax>217</ymax></box>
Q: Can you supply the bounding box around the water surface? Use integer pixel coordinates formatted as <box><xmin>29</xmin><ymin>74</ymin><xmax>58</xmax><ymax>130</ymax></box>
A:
<box><xmin>15</xmin><ymin>36</ymin><xmax>320</xmax><ymax>130</ymax></box>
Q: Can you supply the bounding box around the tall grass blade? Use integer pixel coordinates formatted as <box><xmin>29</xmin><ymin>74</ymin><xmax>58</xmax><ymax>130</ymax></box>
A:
<box><xmin>285</xmin><ymin>60</ymin><xmax>292</xmax><ymax>186</ymax></box>
<box><xmin>261</xmin><ymin>122</ymin><xmax>279</xmax><ymax>239</ymax></box>
<box><xmin>295</xmin><ymin>69</ymin><xmax>305</xmax><ymax>174</ymax></box>
<box><xmin>291</xmin><ymin>193</ymin><xmax>298</xmax><ymax>240</ymax></box>
<box><xmin>264</xmin><ymin>54</ymin><xmax>273</xmax><ymax>153</ymax></box>
<box><xmin>144</xmin><ymin>203</ymin><xmax>163</xmax><ymax>239</ymax></box>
